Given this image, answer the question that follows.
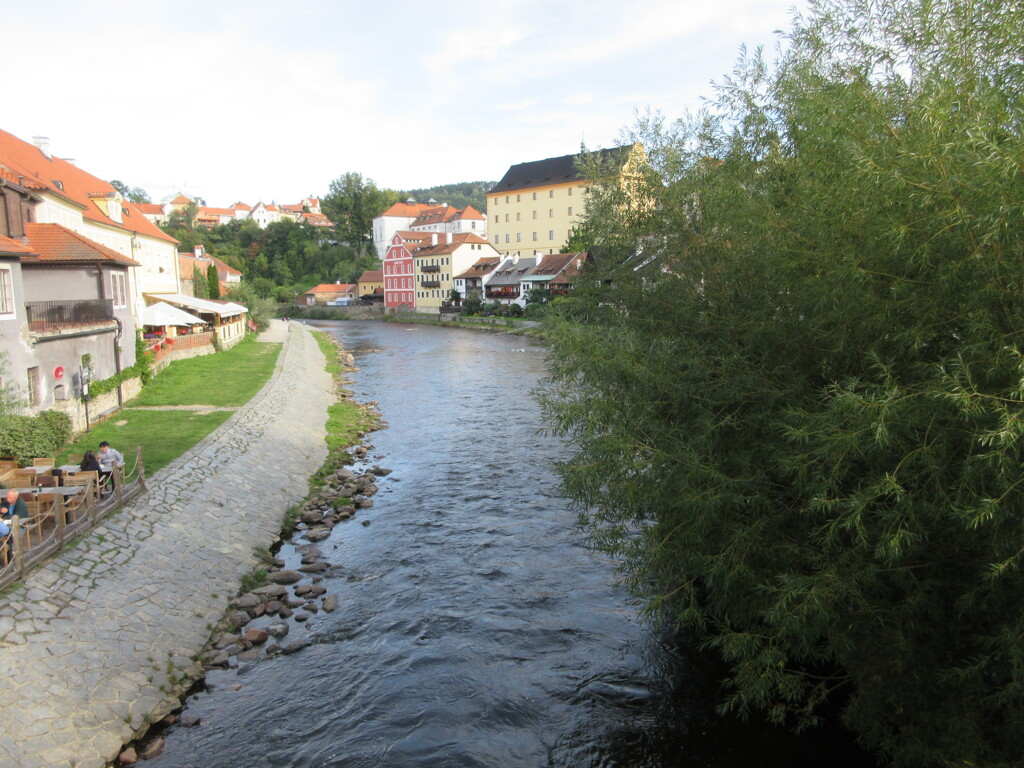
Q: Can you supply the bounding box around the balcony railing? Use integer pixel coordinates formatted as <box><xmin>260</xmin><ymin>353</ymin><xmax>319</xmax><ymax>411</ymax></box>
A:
<box><xmin>420</xmin><ymin>280</ymin><xmax>441</xmax><ymax>289</ymax></box>
<box><xmin>421</xmin><ymin>264</ymin><xmax>440</xmax><ymax>273</ymax></box>
<box><xmin>26</xmin><ymin>299</ymin><xmax>115</xmax><ymax>333</ymax></box>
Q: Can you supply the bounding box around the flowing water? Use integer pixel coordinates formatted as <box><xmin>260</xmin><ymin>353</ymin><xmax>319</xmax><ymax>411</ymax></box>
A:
<box><xmin>147</xmin><ymin>321</ymin><xmax>875</xmax><ymax>768</ymax></box>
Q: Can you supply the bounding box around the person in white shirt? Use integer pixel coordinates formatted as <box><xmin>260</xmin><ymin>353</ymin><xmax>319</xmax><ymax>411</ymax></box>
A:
<box><xmin>97</xmin><ymin>441</ymin><xmax>124</xmax><ymax>493</ymax></box>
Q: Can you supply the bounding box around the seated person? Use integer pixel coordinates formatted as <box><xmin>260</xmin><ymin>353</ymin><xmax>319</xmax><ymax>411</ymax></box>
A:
<box><xmin>97</xmin><ymin>441</ymin><xmax>124</xmax><ymax>492</ymax></box>
<box><xmin>80</xmin><ymin>450</ymin><xmax>101</xmax><ymax>473</ymax></box>
<box><xmin>0</xmin><ymin>488</ymin><xmax>28</xmax><ymax>520</ymax></box>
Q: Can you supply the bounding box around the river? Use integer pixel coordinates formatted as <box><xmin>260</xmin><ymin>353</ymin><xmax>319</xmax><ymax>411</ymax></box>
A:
<box><xmin>146</xmin><ymin>320</ymin><xmax>875</xmax><ymax>768</ymax></box>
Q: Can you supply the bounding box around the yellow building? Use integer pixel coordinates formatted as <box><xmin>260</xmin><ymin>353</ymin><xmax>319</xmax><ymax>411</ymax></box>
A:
<box><xmin>357</xmin><ymin>269</ymin><xmax>383</xmax><ymax>297</ymax></box>
<box><xmin>486</xmin><ymin>144</ymin><xmax>645</xmax><ymax>256</ymax></box>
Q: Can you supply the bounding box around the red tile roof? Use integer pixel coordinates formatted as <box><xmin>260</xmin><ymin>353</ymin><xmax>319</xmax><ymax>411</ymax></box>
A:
<box><xmin>134</xmin><ymin>203</ymin><xmax>165</xmax><ymax>215</ymax></box>
<box><xmin>301</xmin><ymin>212</ymin><xmax>334</xmax><ymax>227</ymax></box>
<box><xmin>305</xmin><ymin>283</ymin><xmax>357</xmax><ymax>295</ymax></box>
<box><xmin>0</xmin><ymin>128</ymin><xmax>178</xmax><ymax>245</ymax></box>
<box><xmin>380</xmin><ymin>202</ymin><xmax>433</xmax><ymax>218</ymax></box>
<box><xmin>232</xmin><ymin>202</ymin><xmax>251</xmax><ymax>210</ymax></box>
<box><xmin>22</xmin><ymin>223</ymin><xmax>140</xmax><ymax>265</ymax></box>
<box><xmin>411</xmin><ymin>232</ymin><xmax>490</xmax><ymax>257</ymax></box>
<box><xmin>0</xmin><ymin>234</ymin><xmax>35</xmax><ymax>256</ymax></box>
<box><xmin>358</xmin><ymin>270</ymin><xmax>383</xmax><ymax>283</ymax></box>
<box><xmin>454</xmin><ymin>257</ymin><xmax>500</xmax><ymax>280</ymax></box>
<box><xmin>169</xmin><ymin>194</ymin><xmax>192</xmax><ymax>205</ymax></box>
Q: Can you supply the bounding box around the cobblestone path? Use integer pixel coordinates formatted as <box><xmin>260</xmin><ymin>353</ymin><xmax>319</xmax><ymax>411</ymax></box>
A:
<box><xmin>0</xmin><ymin>321</ymin><xmax>333</xmax><ymax>768</ymax></box>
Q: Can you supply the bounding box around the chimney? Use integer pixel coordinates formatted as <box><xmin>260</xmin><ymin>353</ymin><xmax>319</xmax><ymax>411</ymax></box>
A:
<box><xmin>336</xmin><ymin>280</ymin><xmax>341</xmax><ymax>285</ymax></box>
<box><xmin>194</xmin><ymin>244</ymin><xmax>204</xmax><ymax>258</ymax></box>
<box><xmin>32</xmin><ymin>136</ymin><xmax>51</xmax><ymax>159</ymax></box>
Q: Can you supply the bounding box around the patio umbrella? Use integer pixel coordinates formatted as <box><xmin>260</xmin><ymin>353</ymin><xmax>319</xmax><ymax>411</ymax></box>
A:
<box><xmin>142</xmin><ymin>301</ymin><xmax>205</xmax><ymax>327</ymax></box>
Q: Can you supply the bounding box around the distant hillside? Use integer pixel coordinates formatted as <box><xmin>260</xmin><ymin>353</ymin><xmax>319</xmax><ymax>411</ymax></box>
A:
<box><xmin>398</xmin><ymin>181</ymin><xmax>494</xmax><ymax>213</ymax></box>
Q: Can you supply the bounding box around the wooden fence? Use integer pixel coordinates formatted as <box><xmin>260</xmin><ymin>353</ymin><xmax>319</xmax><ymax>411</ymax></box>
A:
<box><xmin>0</xmin><ymin>447</ymin><xmax>148</xmax><ymax>590</ymax></box>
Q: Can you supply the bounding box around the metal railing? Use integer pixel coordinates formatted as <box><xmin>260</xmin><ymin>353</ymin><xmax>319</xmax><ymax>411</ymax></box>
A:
<box><xmin>26</xmin><ymin>299</ymin><xmax>114</xmax><ymax>333</ymax></box>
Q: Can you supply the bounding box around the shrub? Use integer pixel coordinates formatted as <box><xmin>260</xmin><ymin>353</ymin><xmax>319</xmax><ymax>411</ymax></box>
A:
<box><xmin>0</xmin><ymin>410</ymin><xmax>72</xmax><ymax>461</ymax></box>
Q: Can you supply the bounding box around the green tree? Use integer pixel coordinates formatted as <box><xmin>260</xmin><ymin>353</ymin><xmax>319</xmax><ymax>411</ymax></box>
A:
<box><xmin>109</xmin><ymin>179</ymin><xmax>152</xmax><ymax>204</ymax></box>
<box><xmin>321</xmin><ymin>172</ymin><xmax>398</xmax><ymax>246</ymax></box>
<box><xmin>539</xmin><ymin>2</ymin><xmax>1024</xmax><ymax>766</ymax></box>
<box><xmin>207</xmin><ymin>264</ymin><xmax>220</xmax><ymax>299</ymax></box>
<box><xmin>191</xmin><ymin>266</ymin><xmax>208</xmax><ymax>299</ymax></box>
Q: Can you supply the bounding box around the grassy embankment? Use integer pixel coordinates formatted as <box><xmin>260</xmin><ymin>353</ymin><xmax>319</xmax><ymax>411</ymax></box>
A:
<box><xmin>58</xmin><ymin>336</ymin><xmax>281</xmax><ymax>475</ymax></box>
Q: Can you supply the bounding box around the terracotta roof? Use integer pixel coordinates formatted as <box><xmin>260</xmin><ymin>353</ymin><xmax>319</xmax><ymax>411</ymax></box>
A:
<box><xmin>380</xmin><ymin>202</ymin><xmax>433</xmax><ymax>218</ymax></box>
<box><xmin>22</xmin><ymin>223</ymin><xmax>139</xmax><ymax>266</ymax></box>
<box><xmin>358</xmin><ymin>270</ymin><xmax>383</xmax><ymax>283</ymax></box>
<box><xmin>490</xmin><ymin>146</ymin><xmax>631</xmax><ymax>194</ymax></box>
<box><xmin>199</xmin><ymin>206</ymin><xmax>234</xmax><ymax>216</ymax></box>
<box><xmin>169</xmin><ymin>194</ymin><xmax>192</xmax><ymax>205</ymax></box>
<box><xmin>392</xmin><ymin>231</ymin><xmax>435</xmax><ymax>250</ymax></box>
<box><xmin>279</xmin><ymin>204</ymin><xmax>304</xmax><ymax>213</ymax></box>
<box><xmin>411</xmin><ymin>232</ymin><xmax>490</xmax><ymax>257</ymax></box>
<box><xmin>0</xmin><ymin>128</ymin><xmax>178</xmax><ymax>245</ymax></box>
<box><xmin>179</xmin><ymin>253</ymin><xmax>242</xmax><ymax>277</ymax></box>
<box><xmin>301</xmin><ymin>212</ymin><xmax>333</xmax><ymax>227</ymax></box>
<box><xmin>232</xmin><ymin>202</ymin><xmax>251</xmax><ymax>210</ymax></box>
<box><xmin>454</xmin><ymin>257</ymin><xmax>500</xmax><ymax>280</ymax></box>
<box><xmin>531</xmin><ymin>251</ymin><xmax>583</xmax><ymax>276</ymax></box>
<box><xmin>265</xmin><ymin>204</ymin><xmax>279</xmax><ymax>212</ymax></box>
<box><xmin>305</xmin><ymin>283</ymin><xmax>357</xmax><ymax>295</ymax></box>
<box><xmin>0</xmin><ymin>234</ymin><xmax>35</xmax><ymax>256</ymax></box>
<box><xmin>134</xmin><ymin>203</ymin><xmax>165</xmax><ymax>215</ymax></box>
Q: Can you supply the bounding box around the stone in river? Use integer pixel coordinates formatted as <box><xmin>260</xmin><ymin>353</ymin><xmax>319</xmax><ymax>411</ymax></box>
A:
<box><xmin>282</xmin><ymin>638</ymin><xmax>311</xmax><ymax>654</ymax></box>
<box><xmin>180</xmin><ymin>714</ymin><xmax>201</xmax><ymax>728</ymax></box>
<box><xmin>119</xmin><ymin>747</ymin><xmax>137</xmax><ymax>764</ymax></box>
<box><xmin>139</xmin><ymin>739</ymin><xmax>165</xmax><ymax>760</ymax></box>
<box><xmin>322</xmin><ymin>594</ymin><xmax>339</xmax><ymax>612</ymax></box>
<box><xmin>244</xmin><ymin>628</ymin><xmax>269</xmax><ymax>645</ymax></box>
<box><xmin>251</xmin><ymin>584</ymin><xmax>288</xmax><ymax>598</ymax></box>
<box><xmin>299</xmin><ymin>562</ymin><xmax>329</xmax><ymax>573</ymax></box>
<box><xmin>269</xmin><ymin>570</ymin><xmax>303</xmax><ymax>585</ymax></box>
<box><xmin>304</xmin><ymin>528</ymin><xmax>331</xmax><ymax>543</ymax></box>
<box><xmin>266</xmin><ymin>621</ymin><xmax>289</xmax><ymax>638</ymax></box>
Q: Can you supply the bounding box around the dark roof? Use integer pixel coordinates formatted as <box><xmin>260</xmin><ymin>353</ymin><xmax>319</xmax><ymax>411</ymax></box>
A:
<box><xmin>489</xmin><ymin>146</ymin><xmax>632</xmax><ymax>195</ymax></box>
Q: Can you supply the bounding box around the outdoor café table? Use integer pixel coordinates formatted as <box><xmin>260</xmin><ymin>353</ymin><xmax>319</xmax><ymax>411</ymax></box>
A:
<box><xmin>11</xmin><ymin>487</ymin><xmax>88</xmax><ymax>498</ymax></box>
<box><xmin>57</xmin><ymin>464</ymin><xmax>81</xmax><ymax>474</ymax></box>
<box><xmin>23</xmin><ymin>465</ymin><xmax>53</xmax><ymax>475</ymax></box>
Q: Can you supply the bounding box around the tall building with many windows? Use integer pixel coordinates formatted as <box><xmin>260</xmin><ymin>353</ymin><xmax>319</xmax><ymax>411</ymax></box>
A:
<box><xmin>486</xmin><ymin>145</ymin><xmax>644</xmax><ymax>256</ymax></box>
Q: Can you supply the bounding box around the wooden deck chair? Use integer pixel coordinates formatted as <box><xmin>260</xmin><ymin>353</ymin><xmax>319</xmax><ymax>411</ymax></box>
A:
<box><xmin>11</xmin><ymin>469</ymin><xmax>36</xmax><ymax>487</ymax></box>
<box><xmin>64</xmin><ymin>471</ymin><xmax>100</xmax><ymax>502</ymax></box>
<box><xmin>32</xmin><ymin>457</ymin><xmax>55</xmax><ymax>468</ymax></box>
<box><xmin>66</xmin><ymin>454</ymin><xmax>84</xmax><ymax>465</ymax></box>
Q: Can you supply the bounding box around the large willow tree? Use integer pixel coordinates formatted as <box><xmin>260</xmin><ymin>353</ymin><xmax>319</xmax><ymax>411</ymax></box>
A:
<box><xmin>539</xmin><ymin>2</ymin><xmax>1024</xmax><ymax>766</ymax></box>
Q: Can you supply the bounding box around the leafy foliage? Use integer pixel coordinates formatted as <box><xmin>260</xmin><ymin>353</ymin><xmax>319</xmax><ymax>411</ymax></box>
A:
<box><xmin>538</xmin><ymin>2</ymin><xmax>1024</xmax><ymax>766</ymax></box>
<box><xmin>0</xmin><ymin>410</ymin><xmax>71</xmax><ymax>462</ymax></box>
<box><xmin>322</xmin><ymin>172</ymin><xmax>398</xmax><ymax>246</ymax></box>
<box><xmin>397</xmin><ymin>181</ymin><xmax>494</xmax><ymax>212</ymax></box>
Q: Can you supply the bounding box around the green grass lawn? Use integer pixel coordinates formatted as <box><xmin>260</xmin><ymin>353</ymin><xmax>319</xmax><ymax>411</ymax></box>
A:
<box><xmin>132</xmin><ymin>336</ymin><xmax>281</xmax><ymax>407</ymax></box>
<box><xmin>59</xmin><ymin>336</ymin><xmax>282</xmax><ymax>475</ymax></box>
<box><xmin>59</xmin><ymin>409</ymin><xmax>235</xmax><ymax>475</ymax></box>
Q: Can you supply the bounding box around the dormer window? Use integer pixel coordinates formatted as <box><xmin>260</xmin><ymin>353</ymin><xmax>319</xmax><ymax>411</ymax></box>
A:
<box><xmin>53</xmin><ymin>180</ymin><xmax>64</xmax><ymax>190</ymax></box>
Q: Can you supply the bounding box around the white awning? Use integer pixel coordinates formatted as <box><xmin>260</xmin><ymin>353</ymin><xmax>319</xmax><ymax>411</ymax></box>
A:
<box><xmin>142</xmin><ymin>301</ymin><xmax>206</xmax><ymax>327</ymax></box>
<box><xmin>147</xmin><ymin>293</ymin><xmax>247</xmax><ymax>318</ymax></box>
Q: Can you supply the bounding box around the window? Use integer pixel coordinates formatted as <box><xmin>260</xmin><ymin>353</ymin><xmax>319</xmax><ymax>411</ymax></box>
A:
<box><xmin>549</xmin><ymin>230</ymin><xmax>554</xmax><ymax>240</ymax></box>
<box><xmin>0</xmin><ymin>268</ymin><xmax>14</xmax><ymax>316</ymax></box>
<box><xmin>549</xmin><ymin>209</ymin><xmax>554</xmax><ymax>217</ymax></box>
<box><xmin>516</xmin><ymin>213</ymin><xmax>521</xmax><ymax>221</ymax></box>
<box><xmin>532</xmin><ymin>211</ymin><xmax>537</xmax><ymax>219</ymax></box>
<box><xmin>532</xmin><ymin>232</ymin><xmax>537</xmax><ymax>241</ymax></box>
<box><xmin>549</xmin><ymin>190</ymin><xmax>554</xmax><ymax>198</ymax></box>
<box><xmin>532</xmin><ymin>192</ymin><xmax>537</xmax><ymax>200</ymax></box>
<box><xmin>111</xmin><ymin>272</ymin><xmax>127</xmax><ymax>308</ymax></box>
<box><xmin>26</xmin><ymin>367</ymin><xmax>39</xmax><ymax>407</ymax></box>
<box><xmin>516</xmin><ymin>194</ymin><xmax>521</xmax><ymax>202</ymax></box>
<box><xmin>494</xmin><ymin>215</ymin><xmax>498</xmax><ymax>223</ymax></box>
<box><xmin>568</xmin><ymin>207</ymin><xmax>573</xmax><ymax>216</ymax></box>
<box><xmin>493</xmin><ymin>197</ymin><xmax>498</xmax><ymax>206</ymax></box>
<box><xmin>516</xmin><ymin>233</ymin><xmax>521</xmax><ymax>242</ymax></box>
<box><xmin>505</xmin><ymin>234</ymin><xmax>510</xmax><ymax>243</ymax></box>
<box><xmin>495</xmin><ymin>235</ymin><xmax>499</xmax><ymax>243</ymax></box>
<box><xmin>505</xmin><ymin>195</ymin><xmax>509</xmax><ymax>203</ymax></box>
<box><xmin>568</xmin><ymin>187</ymin><xmax>573</xmax><ymax>196</ymax></box>
<box><xmin>505</xmin><ymin>214</ymin><xmax>509</xmax><ymax>222</ymax></box>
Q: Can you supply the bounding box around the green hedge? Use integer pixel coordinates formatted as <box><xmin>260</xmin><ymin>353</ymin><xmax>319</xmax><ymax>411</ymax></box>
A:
<box><xmin>0</xmin><ymin>410</ymin><xmax>72</xmax><ymax>463</ymax></box>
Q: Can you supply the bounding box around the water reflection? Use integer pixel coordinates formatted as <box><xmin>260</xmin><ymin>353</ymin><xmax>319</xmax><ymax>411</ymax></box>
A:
<box><xmin>147</xmin><ymin>321</ymin><xmax>874</xmax><ymax>768</ymax></box>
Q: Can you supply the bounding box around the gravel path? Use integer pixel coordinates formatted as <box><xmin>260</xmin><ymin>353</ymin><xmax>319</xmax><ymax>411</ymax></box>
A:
<box><xmin>0</xmin><ymin>320</ymin><xmax>333</xmax><ymax>768</ymax></box>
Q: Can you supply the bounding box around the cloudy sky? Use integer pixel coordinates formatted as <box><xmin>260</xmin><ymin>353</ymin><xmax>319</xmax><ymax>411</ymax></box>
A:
<box><xmin>4</xmin><ymin>0</ymin><xmax>799</xmax><ymax>207</ymax></box>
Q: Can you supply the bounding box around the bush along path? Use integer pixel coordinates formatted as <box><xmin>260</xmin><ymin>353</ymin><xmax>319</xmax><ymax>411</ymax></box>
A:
<box><xmin>120</xmin><ymin>330</ymin><xmax>385</xmax><ymax>764</ymax></box>
<box><xmin>0</xmin><ymin>321</ymin><xmax>334</xmax><ymax>768</ymax></box>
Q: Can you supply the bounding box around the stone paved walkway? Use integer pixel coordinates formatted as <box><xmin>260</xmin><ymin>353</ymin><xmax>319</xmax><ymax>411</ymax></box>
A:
<box><xmin>0</xmin><ymin>321</ymin><xmax>333</xmax><ymax>768</ymax></box>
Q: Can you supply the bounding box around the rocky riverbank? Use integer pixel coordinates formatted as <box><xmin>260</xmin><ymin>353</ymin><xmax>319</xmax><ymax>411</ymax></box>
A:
<box><xmin>114</xmin><ymin>331</ymin><xmax>384</xmax><ymax>765</ymax></box>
